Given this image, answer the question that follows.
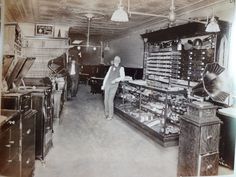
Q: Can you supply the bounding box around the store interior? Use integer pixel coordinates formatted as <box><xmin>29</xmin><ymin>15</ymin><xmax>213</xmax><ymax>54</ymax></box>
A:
<box><xmin>0</xmin><ymin>0</ymin><xmax>236</xmax><ymax>177</ymax></box>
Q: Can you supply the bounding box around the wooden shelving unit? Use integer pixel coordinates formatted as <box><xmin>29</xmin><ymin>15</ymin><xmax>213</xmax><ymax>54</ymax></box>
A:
<box><xmin>22</xmin><ymin>36</ymin><xmax>69</xmax><ymax>78</ymax></box>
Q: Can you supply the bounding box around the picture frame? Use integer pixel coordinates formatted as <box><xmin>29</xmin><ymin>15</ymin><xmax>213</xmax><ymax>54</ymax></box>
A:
<box><xmin>35</xmin><ymin>24</ymin><xmax>54</xmax><ymax>37</ymax></box>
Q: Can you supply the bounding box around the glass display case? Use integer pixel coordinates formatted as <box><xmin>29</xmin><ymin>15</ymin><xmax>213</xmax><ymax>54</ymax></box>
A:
<box><xmin>115</xmin><ymin>80</ymin><xmax>188</xmax><ymax>147</ymax></box>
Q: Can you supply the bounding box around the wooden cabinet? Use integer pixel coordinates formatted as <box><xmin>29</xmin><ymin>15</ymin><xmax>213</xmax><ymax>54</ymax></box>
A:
<box><xmin>21</xmin><ymin>110</ymin><xmax>36</xmax><ymax>177</ymax></box>
<box><xmin>217</xmin><ymin>107</ymin><xmax>236</xmax><ymax>169</ymax></box>
<box><xmin>1</xmin><ymin>93</ymin><xmax>37</xmax><ymax>177</ymax></box>
<box><xmin>3</xmin><ymin>23</ymin><xmax>24</xmax><ymax>91</ymax></box>
<box><xmin>1</xmin><ymin>92</ymin><xmax>31</xmax><ymax>114</ymax></box>
<box><xmin>0</xmin><ymin>110</ymin><xmax>21</xmax><ymax>177</ymax></box>
<box><xmin>30</xmin><ymin>87</ymin><xmax>53</xmax><ymax>161</ymax></box>
<box><xmin>177</xmin><ymin>102</ymin><xmax>221</xmax><ymax>176</ymax></box>
<box><xmin>4</xmin><ymin>23</ymin><xmax>22</xmax><ymax>56</ymax></box>
<box><xmin>0</xmin><ymin>110</ymin><xmax>36</xmax><ymax>177</ymax></box>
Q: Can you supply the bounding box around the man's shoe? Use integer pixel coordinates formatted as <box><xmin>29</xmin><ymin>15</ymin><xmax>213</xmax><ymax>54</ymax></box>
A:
<box><xmin>107</xmin><ymin>117</ymin><xmax>113</xmax><ymax>120</ymax></box>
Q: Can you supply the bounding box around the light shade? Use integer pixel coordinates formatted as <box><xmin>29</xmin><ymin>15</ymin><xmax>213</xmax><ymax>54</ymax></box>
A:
<box><xmin>104</xmin><ymin>46</ymin><xmax>110</xmax><ymax>51</ymax></box>
<box><xmin>111</xmin><ymin>5</ymin><xmax>129</xmax><ymax>22</ymax></box>
<box><xmin>205</xmin><ymin>16</ymin><xmax>220</xmax><ymax>32</ymax></box>
<box><xmin>104</xmin><ymin>42</ymin><xmax>110</xmax><ymax>51</ymax></box>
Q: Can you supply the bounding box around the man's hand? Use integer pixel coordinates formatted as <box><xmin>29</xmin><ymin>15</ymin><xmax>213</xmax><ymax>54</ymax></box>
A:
<box><xmin>101</xmin><ymin>85</ymin><xmax>105</xmax><ymax>90</ymax></box>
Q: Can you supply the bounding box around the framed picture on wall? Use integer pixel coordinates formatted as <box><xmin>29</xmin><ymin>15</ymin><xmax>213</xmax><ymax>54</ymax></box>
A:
<box><xmin>35</xmin><ymin>24</ymin><xmax>54</xmax><ymax>37</ymax></box>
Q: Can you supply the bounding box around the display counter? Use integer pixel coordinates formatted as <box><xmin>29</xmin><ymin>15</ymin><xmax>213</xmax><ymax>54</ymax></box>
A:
<box><xmin>115</xmin><ymin>80</ymin><xmax>187</xmax><ymax>147</ymax></box>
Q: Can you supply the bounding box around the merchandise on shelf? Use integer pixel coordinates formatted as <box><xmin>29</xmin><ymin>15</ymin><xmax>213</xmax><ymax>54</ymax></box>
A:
<box><xmin>115</xmin><ymin>81</ymin><xmax>187</xmax><ymax>147</ymax></box>
<box><xmin>144</xmin><ymin>35</ymin><xmax>216</xmax><ymax>88</ymax></box>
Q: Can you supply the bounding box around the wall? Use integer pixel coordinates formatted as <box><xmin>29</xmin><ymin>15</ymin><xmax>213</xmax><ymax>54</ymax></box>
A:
<box><xmin>19</xmin><ymin>23</ymin><xmax>70</xmax><ymax>38</ymax></box>
<box><xmin>105</xmin><ymin>1</ymin><xmax>235</xmax><ymax>68</ymax></box>
<box><xmin>69</xmin><ymin>46</ymin><xmax>102</xmax><ymax>65</ymax></box>
<box><xmin>17</xmin><ymin>23</ymin><xmax>70</xmax><ymax>77</ymax></box>
<box><xmin>104</xmin><ymin>33</ymin><xmax>144</xmax><ymax>68</ymax></box>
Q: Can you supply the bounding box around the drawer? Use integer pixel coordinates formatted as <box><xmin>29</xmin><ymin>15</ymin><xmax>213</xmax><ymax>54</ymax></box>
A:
<box><xmin>22</xmin><ymin>112</ymin><xmax>36</xmax><ymax>151</ymax></box>
<box><xmin>1</xmin><ymin>97</ymin><xmax>19</xmax><ymax>110</ymax></box>
<box><xmin>22</xmin><ymin>113</ymin><xmax>35</xmax><ymax>138</ymax></box>
<box><xmin>22</xmin><ymin>146</ymin><xmax>35</xmax><ymax>177</ymax></box>
<box><xmin>1</xmin><ymin>114</ymin><xmax>20</xmax><ymax>132</ymax></box>
<box><xmin>0</xmin><ymin>131</ymin><xmax>10</xmax><ymax>168</ymax></box>
<box><xmin>45</xmin><ymin>119</ymin><xmax>52</xmax><ymax>131</ymax></box>
<box><xmin>46</xmin><ymin>107</ymin><xmax>53</xmax><ymax>119</ymax></box>
<box><xmin>22</xmin><ymin>129</ymin><xmax>35</xmax><ymax>152</ymax></box>
<box><xmin>200</xmin><ymin>124</ymin><xmax>220</xmax><ymax>154</ymax></box>
<box><xmin>0</xmin><ymin>154</ymin><xmax>21</xmax><ymax>177</ymax></box>
<box><xmin>0</xmin><ymin>129</ymin><xmax>10</xmax><ymax>146</ymax></box>
<box><xmin>200</xmin><ymin>152</ymin><xmax>219</xmax><ymax>176</ymax></box>
<box><xmin>9</xmin><ymin>127</ymin><xmax>20</xmax><ymax>159</ymax></box>
<box><xmin>21</xmin><ymin>94</ymin><xmax>31</xmax><ymax>113</ymax></box>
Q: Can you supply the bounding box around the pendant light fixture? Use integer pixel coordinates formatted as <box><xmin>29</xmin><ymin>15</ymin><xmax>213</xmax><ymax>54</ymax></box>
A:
<box><xmin>111</xmin><ymin>0</ymin><xmax>177</xmax><ymax>23</ymax></box>
<box><xmin>205</xmin><ymin>8</ymin><xmax>220</xmax><ymax>32</ymax></box>
<box><xmin>104</xmin><ymin>42</ymin><xmax>111</xmax><ymax>51</ymax></box>
<box><xmin>189</xmin><ymin>16</ymin><xmax>220</xmax><ymax>33</ymax></box>
<box><xmin>111</xmin><ymin>0</ymin><xmax>221</xmax><ymax>33</ymax></box>
<box><xmin>70</xmin><ymin>12</ymin><xmax>105</xmax><ymax>50</ymax></box>
<box><xmin>205</xmin><ymin>16</ymin><xmax>220</xmax><ymax>32</ymax></box>
<box><xmin>190</xmin><ymin>8</ymin><xmax>220</xmax><ymax>33</ymax></box>
<box><xmin>111</xmin><ymin>0</ymin><xmax>129</xmax><ymax>22</ymax></box>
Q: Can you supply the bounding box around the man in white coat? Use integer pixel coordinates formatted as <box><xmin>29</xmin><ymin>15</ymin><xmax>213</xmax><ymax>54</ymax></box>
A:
<box><xmin>101</xmin><ymin>56</ymin><xmax>125</xmax><ymax>120</ymax></box>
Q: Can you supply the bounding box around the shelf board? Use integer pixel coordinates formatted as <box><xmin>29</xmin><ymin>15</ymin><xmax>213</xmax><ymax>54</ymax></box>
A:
<box><xmin>140</xmin><ymin>104</ymin><xmax>163</xmax><ymax>116</ymax></box>
<box><xmin>24</xmin><ymin>36</ymin><xmax>69</xmax><ymax>40</ymax></box>
<box><xmin>114</xmin><ymin>106</ymin><xmax>179</xmax><ymax>147</ymax></box>
<box><xmin>128</xmin><ymin>81</ymin><xmax>185</xmax><ymax>94</ymax></box>
<box><xmin>22</xmin><ymin>47</ymin><xmax>69</xmax><ymax>49</ymax></box>
<box><xmin>167</xmin><ymin>119</ymin><xmax>180</xmax><ymax>127</ymax></box>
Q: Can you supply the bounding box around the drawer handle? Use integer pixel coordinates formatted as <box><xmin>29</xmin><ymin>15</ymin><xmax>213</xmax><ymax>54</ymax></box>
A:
<box><xmin>26</xmin><ymin>158</ymin><xmax>30</xmax><ymax>164</ymax></box>
<box><xmin>8</xmin><ymin>121</ymin><xmax>15</xmax><ymax>125</ymax></box>
<box><xmin>26</xmin><ymin>129</ymin><xmax>31</xmax><ymax>134</ymax></box>
<box><xmin>7</xmin><ymin>160</ymin><xmax>13</xmax><ymax>163</ymax></box>
<box><xmin>9</xmin><ymin>141</ymin><xmax>15</xmax><ymax>144</ymax></box>
<box><xmin>207</xmin><ymin>135</ymin><xmax>213</xmax><ymax>140</ymax></box>
<box><xmin>24</xmin><ymin>105</ymin><xmax>29</xmax><ymax>109</ymax></box>
<box><xmin>5</xmin><ymin>144</ymin><xmax>11</xmax><ymax>148</ymax></box>
<box><xmin>207</xmin><ymin>164</ymin><xmax>213</xmax><ymax>170</ymax></box>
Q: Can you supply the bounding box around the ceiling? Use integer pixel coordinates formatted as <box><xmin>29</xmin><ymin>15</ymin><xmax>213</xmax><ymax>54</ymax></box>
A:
<box><xmin>5</xmin><ymin>0</ymin><xmax>229</xmax><ymax>40</ymax></box>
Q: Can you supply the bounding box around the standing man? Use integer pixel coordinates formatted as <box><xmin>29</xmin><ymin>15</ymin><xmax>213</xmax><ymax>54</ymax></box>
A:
<box><xmin>101</xmin><ymin>56</ymin><xmax>125</xmax><ymax>120</ymax></box>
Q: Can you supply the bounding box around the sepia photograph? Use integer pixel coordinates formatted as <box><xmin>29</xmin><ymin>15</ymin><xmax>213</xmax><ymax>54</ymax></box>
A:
<box><xmin>0</xmin><ymin>0</ymin><xmax>235</xmax><ymax>177</ymax></box>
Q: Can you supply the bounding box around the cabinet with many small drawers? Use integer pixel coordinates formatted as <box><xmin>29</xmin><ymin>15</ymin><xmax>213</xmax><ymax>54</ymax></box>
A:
<box><xmin>177</xmin><ymin>102</ymin><xmax>221</xmax><ymax>176</ymax></box>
